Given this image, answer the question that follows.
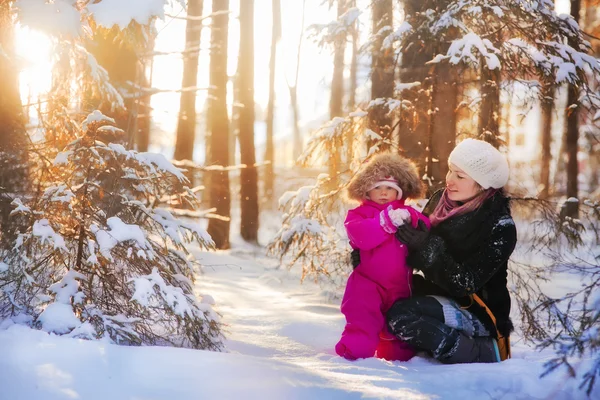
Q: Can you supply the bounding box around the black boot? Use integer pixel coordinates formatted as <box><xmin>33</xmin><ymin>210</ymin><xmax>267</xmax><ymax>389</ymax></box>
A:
<box><xmin>438</xmin><ymin>333</ymin><xmax>501</xmax><ymax>364</ymax></box>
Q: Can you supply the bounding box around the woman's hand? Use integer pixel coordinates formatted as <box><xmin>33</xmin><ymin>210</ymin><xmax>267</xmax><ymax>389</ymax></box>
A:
<box><xmin>395</xmin><ymin>219</ymin><xmax>430</xmax><ymax>251</ymax></box>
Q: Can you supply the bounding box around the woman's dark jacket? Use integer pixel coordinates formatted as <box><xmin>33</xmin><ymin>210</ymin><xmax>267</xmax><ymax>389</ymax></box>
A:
<box><xmin>408</xmin><ymin>189</ymin><xmax>517</xmax><ymax>337</ymax></box>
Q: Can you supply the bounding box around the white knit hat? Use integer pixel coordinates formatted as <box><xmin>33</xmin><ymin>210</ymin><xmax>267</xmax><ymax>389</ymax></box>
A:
<box><xmin>367</xmin><ymin>177</ymin><xmax>403</xmax><ymax>200</ymax></box>
<box><xmin>448</xmin><ymin>139</ymin><xmax>509</xmax><ymax>189</ymax></box>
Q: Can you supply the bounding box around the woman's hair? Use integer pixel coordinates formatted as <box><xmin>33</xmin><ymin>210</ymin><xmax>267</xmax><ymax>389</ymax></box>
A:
<box><xmin>429</xmin><ymin>187</ymin><xmax>499</xmax><ymax>226</ymax></box>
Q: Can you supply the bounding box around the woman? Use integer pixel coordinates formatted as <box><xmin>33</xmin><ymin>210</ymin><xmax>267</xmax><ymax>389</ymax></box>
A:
<box><xmin>385</xmin><ymin>138</ymin><xmax>517</xmax><ymax>364</ymax></box>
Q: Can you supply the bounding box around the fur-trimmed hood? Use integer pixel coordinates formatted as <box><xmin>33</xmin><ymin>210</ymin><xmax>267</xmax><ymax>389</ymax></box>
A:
<box><xmin>346</xmin><ymin>153</ymin><xmax>424</xmax><ymax>202</ymax></box>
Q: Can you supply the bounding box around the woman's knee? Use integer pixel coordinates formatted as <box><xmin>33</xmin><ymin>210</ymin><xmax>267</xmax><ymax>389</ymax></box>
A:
<box><xmin>387</xmin><ymin>297</ymin><xmax>423</xmax><ymax>330</ymax></box>
<box><xmin>386</xmin><ymin>296</ymin><xmax>443</xmax><ymax>333</ymax></box>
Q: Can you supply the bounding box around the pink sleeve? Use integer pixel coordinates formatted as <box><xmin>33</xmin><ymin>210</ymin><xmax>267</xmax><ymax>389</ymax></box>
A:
<box><xmin>344</xmin><ymin>208</ymin><xmax>391</xmax><ymax>251</ymax></box>
<box><xmin>405</xmin><ymin>207</ymin><xmax>431</xmax><ymax>229</ymax></box>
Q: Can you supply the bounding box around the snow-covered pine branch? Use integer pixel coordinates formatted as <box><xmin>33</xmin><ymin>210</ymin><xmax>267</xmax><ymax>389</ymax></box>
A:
<box><xmin>0</xmin><ymin>111</ymin><xmax>222</xmax><ymax>350</ymax></box>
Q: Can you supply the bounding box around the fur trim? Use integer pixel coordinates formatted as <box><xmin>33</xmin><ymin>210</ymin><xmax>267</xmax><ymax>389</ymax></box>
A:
<box><xmin>346</xmin><ymin>153</ymin><xmax>424</xmax><ymax>202</ymax></box>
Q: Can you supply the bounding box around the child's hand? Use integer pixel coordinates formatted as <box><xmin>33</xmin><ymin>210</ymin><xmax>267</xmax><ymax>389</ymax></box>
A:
<box><xmin>388</xmin><ymin>208</ymin><xmax>411</xmax><ymax>227</ymax></box>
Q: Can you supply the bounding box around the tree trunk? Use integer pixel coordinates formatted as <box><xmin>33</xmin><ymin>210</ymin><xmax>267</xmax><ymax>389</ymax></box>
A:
<box><xmin>289</xmin><ymin>0</ymin><xmax>306</xmax><ymax>162</ymax></box>
<box><xmin>0</xmin><ymin>2</ymin><xmax>29</xmax><ymax>245</ymax></box>
<box><xmin>478</xmin><ymin>64</ymin><xmax>501</xmax><ymax>148</ymax></box>
<box><xmin>369</xmin><ymin>0</ymin><xmax>394</xmax><ymax>152</ymax></box>
<box><xmin>86</xmin><ymin>31</ymin><xmax>139</xmax><ymax>145</ymax></box>
<box><xmin>398</xmin><ymin>0</ymin><xmax>431</xmax><ymax>170</ymax></box>
<box><xmin>135</xmin><ymin>58</ymin><xmax>152</xmax><ymax>152</ymax></box>
<box><xmin>174</xmin><ymin>0</ymin><xmax>204</xmax><ymax>162</ymax></box>
<box><xmin>346</xmin><ymin>0</ymin><xmax>358</xmax><ymax>166</ymax></box>
<box><xmin>264</xmin><ymin>0</ymin><xmax>280</xmax><ymax>203</ymax></box>
<box><xmin>539</xmin><ymin>84</ymin><xmax>554</xmax><ymax>199</ymax></box>
<box><xmin>347</xmin><ymin>0</ymin><xmax>358</xmax><ymax>113</ymax></box>
<box><xmin>328</xmin><ymin>0</ymin><xmax>347</xmax><ymax>186</ymax></box>
<box><xmin>428</xmin><ymin>65</ymin><xmax>457</xmax><ymax>195</ymax></box>
<box><xmin>563</xmin><ymin>0</ymin><xmax>581</xmax><ymax>218</ymax></box>
<box><xmin>206</xmin><ymin>0</ymin><xmax>231</xmax><ymax>249</ymax></box>
<box><xmin>238</xmin><ymin>0</ymin><xmax>259</xmax><ymax>243</ymax></box>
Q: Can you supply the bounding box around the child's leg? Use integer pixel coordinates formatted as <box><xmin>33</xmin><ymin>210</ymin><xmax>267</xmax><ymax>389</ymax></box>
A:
<box><xmin>336</xmin><ymin>273</ymin><xmax>384</xmax><ymax>360</ymax></box>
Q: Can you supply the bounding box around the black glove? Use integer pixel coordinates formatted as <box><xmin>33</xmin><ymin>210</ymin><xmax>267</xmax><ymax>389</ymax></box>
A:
<box><xmin>350</xmin><ymin>249</ymin><xmax>361</xmax><ymax>269</ymax></box>
<box><xmin>395</xmin><ymin>219</ymin><xmax>430</xmax><ymax>252</ymax></box>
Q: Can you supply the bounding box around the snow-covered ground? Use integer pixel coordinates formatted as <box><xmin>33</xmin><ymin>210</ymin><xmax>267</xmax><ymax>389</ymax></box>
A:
<box><xmin>1</xmin><ymin>229</ymin><xmax>596</xmax><ymax>400</ymax></box>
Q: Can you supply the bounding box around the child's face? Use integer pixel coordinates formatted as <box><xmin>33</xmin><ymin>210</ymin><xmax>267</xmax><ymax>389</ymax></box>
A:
<box><xmin>367</xmin><ymin>185</ymin><xmax>398</xmax><ymax>204</ymax></box>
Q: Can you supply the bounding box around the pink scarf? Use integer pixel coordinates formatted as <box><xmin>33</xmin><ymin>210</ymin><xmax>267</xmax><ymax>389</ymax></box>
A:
<box><xmin>429</xmin><ymin>188</ymin><xmax>498</xmax><ymax>227</ymax></box>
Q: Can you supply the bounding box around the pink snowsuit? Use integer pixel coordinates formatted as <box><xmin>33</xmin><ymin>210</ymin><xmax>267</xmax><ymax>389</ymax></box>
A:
<box><xmin>335</xmin><ymin>199</ymin><xmax>431</xmax><ymax>361</ymax></box>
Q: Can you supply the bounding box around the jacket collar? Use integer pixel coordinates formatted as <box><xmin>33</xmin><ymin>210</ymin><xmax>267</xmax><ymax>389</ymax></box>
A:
<box><xmin>363</xmin><ymin>199</ymin><xmax>406</xmax><ymax>211</ymax></box>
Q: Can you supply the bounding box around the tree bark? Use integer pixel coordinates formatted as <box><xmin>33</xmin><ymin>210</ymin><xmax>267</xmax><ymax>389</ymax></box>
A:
<box><xmin>369</xmin><ymin>0</ymin><xmax>394</xmax><ymax>152</ymax></box>
<box><xmin>206</xmin><ymin>0</ymin><xmax>231</xmax><ymax>249</ymax></box>
<box><xmin>174</xmin><ymin>0</ymin><xmax>204</xmax><ymax>162</ymax></box>
<box><xmin>238</xmin><ymin>0</ymin><xmax>259</xmax><ymax>243</ymax></box>
<box><xmin>328</xmin><ymin>0</ymin><xmax>347</xmax><ymax>186</ymax></box>
<box><xmin>478</xmin><ymin>65</ymin><xmax>501</xmax><ymax>148</ymax></box>
<box><xmin>346</xmin><ymin>0</ymin><xmax>358</xmax><ymax>167</ymax></box>
<box><xmin>563</xmin><ymin>0</ymin><xmax>581</xmax><ymax>218</ymax></box>
<box><xmin>0</xmin><ymin>1</ymin><xmax>29</xmax><ymax>245</ymax></box>
<box><xmin>347</xmin><ymin>0</ymin><xmax>358</xmax><ymax>113</ymax></box>
<box><xmin>539</xmin><ymin>84</ymin><xmax>554</xmax><ymax>199</ymax></box>
<box><xmin>264</xmin><ymin>0</ymin><xmax>280</xmax><ymax>203</ymax></box>
<box><xmin>289</xmin><ymin>0</ymin><xmax>306</xmax><ymax>162</ymax></box>
<box><xmin>428</xmin><ymin>65</ymin><xmax>457</xmax><ymax>195</ymax></box>
<box><xmin>86</xmin><ymin>30</ymin><xmax>139</xmax><ymax>146</ymax></box>
<box><xmin>398</xmin><ymin>0</ymin><xmax>431</xmax><ymax>169</ymax></box>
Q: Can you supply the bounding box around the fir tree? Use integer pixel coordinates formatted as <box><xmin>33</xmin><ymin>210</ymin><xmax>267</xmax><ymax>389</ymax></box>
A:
<box><xmin>0</xmin><ymin>111</ymin><xmax>223</xmax><ymax>350</ymax></box>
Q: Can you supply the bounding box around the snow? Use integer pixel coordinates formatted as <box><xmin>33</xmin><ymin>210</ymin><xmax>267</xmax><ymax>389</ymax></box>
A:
<box><xmin>53</xmin><ymin>151</ymin><xmax>73</xmax><ymax>165</ymax></box>
<box><xmin>36</xmin><ymin>303</ymin><xmax>81</xmax><ymax>334</ymax></box>
<box><xmin>15</xmin><ymin>0</ymin><xmax>82</xmax><ymax>37</ymax></box>
<box><xmin>91</xmin><ymin>217</ymin><xmax>151</xmax><ymax>261</ymax></box>
<box><xmin>396</xmin><ymin>82</ymin><xmax>421</xmax><ymax>91</ymax></box>
<box><xmin>447</xmin><ymin>32</ymin><xmax>501</xmax><ymax>70</ymax></box>
<box><xmin>32</xmin><ymin>219</ymin><xmax>66</xmax><ymax>250</ymax></box>
<box><xmin>87</xmin><ymin>0</ymin><xmax>171</xmax><ymax>29</ymax></box>
<box><xmin>82</xmin><ymin>110</ymin><xmax>115</xmax><ymax>131</ymax></box>
<box><xmin>0</xmin><ymin>235</ymin><xmax>596</xmax><ymax>399</ymax></box>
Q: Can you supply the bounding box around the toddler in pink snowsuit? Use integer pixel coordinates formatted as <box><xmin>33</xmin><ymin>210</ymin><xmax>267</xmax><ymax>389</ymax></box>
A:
<box><xmin>335</xmin><ymin>153</ymin><xmax>430</xmax><ymax>361</ymax></box>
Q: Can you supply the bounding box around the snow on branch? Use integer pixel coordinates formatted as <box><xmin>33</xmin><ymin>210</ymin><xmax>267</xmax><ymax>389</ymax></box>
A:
<box><xmin>309</xmin><ymin>7</ymin><xmax>360</xmax><ymax>47</ymax></box>
<box><xmin>0</xmin><ymin>110</ymin><xmax>222</xmax><ymax>350</ymax></box>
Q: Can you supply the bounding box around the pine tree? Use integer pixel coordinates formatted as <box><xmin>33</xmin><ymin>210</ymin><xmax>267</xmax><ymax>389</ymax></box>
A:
<box><xmin>1</xmin><ymin>111</ymin><xmax>222</xmax><ymax>349</ymax></box>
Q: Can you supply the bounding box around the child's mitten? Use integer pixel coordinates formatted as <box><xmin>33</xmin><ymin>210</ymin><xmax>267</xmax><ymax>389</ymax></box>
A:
<box><xmin>388</xmin><ymin>208</ymin><xmax>411</xmax><ymax>227</ymax></box>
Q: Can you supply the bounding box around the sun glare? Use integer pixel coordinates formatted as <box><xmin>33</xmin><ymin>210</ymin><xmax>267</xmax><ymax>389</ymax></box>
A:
<box><xmin>15</xmin><ymin>24</ymin><xmax>53</xmax><ymax>109</ymax></box>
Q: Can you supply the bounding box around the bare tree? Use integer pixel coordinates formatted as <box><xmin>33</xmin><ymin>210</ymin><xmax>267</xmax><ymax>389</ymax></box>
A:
<box><xmin>478</xmin><ymin>66</ymin><xmax>502</xmax><ymax>147</ymax></box>
<box><xmin>174</xmin><ymin>0</ymin><xmax>204</xmax><ymax>163</ymax></box>
<box><xmin>539</xmin><ymin>83</ymin><xmax>554</xmax><ymax>199</ymax></box>
<box><xmin>428</xmin><ymin>63</ymin><xmax>457</xmax><ymax>194</ymax></box>
<box><xmin>264</xmin><ymin>0</ymin><xmax>281</xmax><ymax>203</ymax></box>
<box><xmin>328</xmin><ymin>0</ymin><xmax>348</xmax><ymax>186</ymax></box>
<box><xmin>368</xmin><ymin>0</ymin><xmax>393</xmax><ymax>151</ymax></box>
<box><xmin>206</xmin><ymin>0</ymin><xmax>231</xmax><ymax>249</ymax></box>
<box><xmin>563</xmin><ymin>0</ymin><xmax>582</xmax><ymax>218</ymax></box>
<box><xmin>288</xmin><ymin>0</ymin><xmax>307</xmax><ymax>162</ymax></box>
<box><xmin>0</xmin><ymin>1</ymin><xmax>29</xmax><ymax>245</ymax></box>
<box><xmin>346</xmin><ymin>0</ymin><xmax>359</xmax><ymax>168</ymax></box>
<box><xmin>238</xmin><ymin>0</ymin><xmax>259</xmax><ymax>243</ymax></box>
<box><xmin>347</xmin><ymin>0</ymin><xmax>358</xmax><ymax>113</ymax></box>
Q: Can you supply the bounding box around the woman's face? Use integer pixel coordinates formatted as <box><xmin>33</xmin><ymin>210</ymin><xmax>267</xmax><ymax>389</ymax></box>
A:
<box><xmin>446</xmin><ymin>164</ymin><xmax>481</xmax><ymax>202</ymax></box>
<box><xmin>367</xmin><ymin>185</ymin><xmax>398</xmax><ymax>205</ymax></box>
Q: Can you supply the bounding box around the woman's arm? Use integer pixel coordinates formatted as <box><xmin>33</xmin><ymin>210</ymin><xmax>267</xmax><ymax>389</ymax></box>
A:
<box><xmin>408</xmin><ymin>216</ymin><xmax>517</xmax><ymax>297</ymax></box>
